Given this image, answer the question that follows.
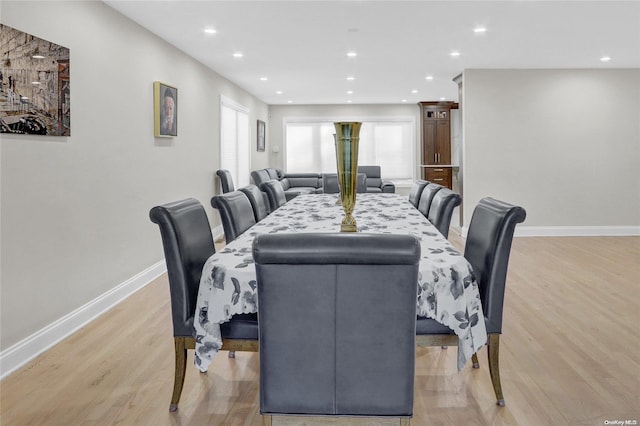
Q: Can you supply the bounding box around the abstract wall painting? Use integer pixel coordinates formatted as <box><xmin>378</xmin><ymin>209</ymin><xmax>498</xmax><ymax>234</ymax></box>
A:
<box><xmin>0</xmin><ymin>24</ymin><xmax>70</xmax><ymax>136</ymax></box>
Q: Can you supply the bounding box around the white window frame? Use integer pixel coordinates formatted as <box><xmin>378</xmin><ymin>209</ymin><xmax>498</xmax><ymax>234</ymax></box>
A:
<box><xmin>220</xmin><ymin>95</ymin><xmax>250</xmax><ymax>188</ymax></box>
<box><xmin>282</xmin><ymin>115</ymin><xmax>416</xmax><ymax>184</ymax></box>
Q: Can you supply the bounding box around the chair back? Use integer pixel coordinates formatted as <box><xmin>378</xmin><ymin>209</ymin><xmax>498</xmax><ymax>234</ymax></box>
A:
<box><xmin>427</xmin><ymin>188</ymin><xmax>461</xmax><ymax>238</ymax></box>
<box><xmin>260</xmin><ymin>179</ymin><xmax>287</xmax><ymax>211</ymax></box>
<box><xmin>356</xmin><ymin>172</ymin><xmax>367</xmax><ymax>193</ymax></box>
<box><xmin>216</xmin><ymin>169</ymin><xmax>235</xmax><ymax>193</ymax></box>
<box><xmin>408</xmin><ymin>179</ymin><xmax>429</xmax><ymax>207</ymax></box>
<box><xmin>417</xmin><ymin>183</ymin><xmax>443</xmax><ymax>217</ymax></box>
<box><xmin>239</xmin><ymin>184</ymin><xmax>270</xmax><ymax>221</ymax></box>
<box><xmin>253</xmin><ymin>233</ymin><xmax>420</xmax><ymax>418</ymax></box>
<box><xmin>464</xmin><ymin>197</ymin><xmax>526</xmax><ymax>334</ymax></box>
<box><xmin>211</xmin><ymin>191</ymin><xmax>256</xmax><ymax>243</ymax></box>
<box><xmin>149</xmin><ymin>198</ymin><xmax>214</xmax><ymax>337</ymax></box>
<box><xmin>322</xmin><ymin>173</ymin><xmax>340</xmax><ymax>194</ymax></box>
<box><xmin>250</xmin><ymin>169</ymin><xmax>271</xmax><ymax>188</ymax></box>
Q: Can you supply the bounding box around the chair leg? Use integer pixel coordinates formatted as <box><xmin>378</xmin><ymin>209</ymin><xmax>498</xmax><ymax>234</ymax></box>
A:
<box><xmin>487</xmin><ymin>333</ymin><xmax>505</xmax><ymax>406</ymax></box>
<box><xmin>400</xmin><ymin>418</ymin><xmax>411</xmax><ymax>426</ymax></box>
<box><xmin>262</xmin><ymin>415</ymin><xmax>273</xmax><ymax>426</ymax></box>
<box><xmin>170</xmin><ymin>337</ymin><xmax>188</xmax><ymax>412</ymax></box>
<box><xmin>472</xmin><ymin>352</ymin><xmax>480</xmax><ymax>369</ymax></box>
<box><xmin>228</xmin><ymin>351</ymin><xmax>236</xmax><ymax>358</ymax></box>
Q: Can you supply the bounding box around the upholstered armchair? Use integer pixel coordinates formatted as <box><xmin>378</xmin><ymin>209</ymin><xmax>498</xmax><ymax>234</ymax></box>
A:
<box><xmin>358</xmin><ymin>165</ymin><xmax>395</xmax><ymax>193</ymax></box>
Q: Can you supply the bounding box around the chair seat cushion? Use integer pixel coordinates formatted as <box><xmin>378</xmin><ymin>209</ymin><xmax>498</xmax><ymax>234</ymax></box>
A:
<box><xmin>416</xmin><ymin>316</ymin><xmax>455</xmax><ymax>334</ymax></box>
<box><xmin>220</xmin><ymin>313</ymin><xmax>259</xmax><ymax>339</ymax></box>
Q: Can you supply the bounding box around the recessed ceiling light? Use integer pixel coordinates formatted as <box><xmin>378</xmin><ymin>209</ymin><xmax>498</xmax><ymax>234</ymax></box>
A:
<box><xmin>260</xmin><ymin>77</ymin><xmax>268</xmax><ymax>81</ymax></box>
<box><xmin>474</xmin><ymin>27</ymin><xmax>487</xmax><ymax>33</ymax></box>
<box><xmin>347</xmin><ymin>90</ymin><xmax>353</xmax><ymax>95</ymax></box>
<box><xmin>346</xmin><ymin>100</ymin><xmax>353</xmax><ymax>103</ymax></box>
<box><xmin>287</xmin><ymin>100</ymin><xmax>293</xmax><ymax>104</ymax></box>
<box><xmin>233</xmin><ymin>52</ymin><xmax>243</xmax><ymax>58</ymax></box>
<box><xmin>401</xmin><ymin>99</ymin><xmax>407</xmax><ymax>103</ymax></box>
<box><xmin>276</xmin><ymin>91</ymin><xmax>283</xmax><ymax>95</ymax></box>
<box><xmin>204</xmin><ymin>28</ymin><xmax>216</xmax><ymax>35</ymax></box>
<box><xmin>450</xmin><ymin>51</ymin><xmax>460</xmax><ymax>57</ymax></box>
<box><xmin>347</xmin><ymin>51</ymin><xmax>357</xmax><ymax>58</ymax></box>
<box><xmin>346</xmin><ymin>76</ymin><xmax>355</xmax><ymax>81</ymax></box>
<box><xmin>425</xmin><ymin>76</ymin><xmax>434</xmax><ymax>81</ymax></box>
<box><xmin>600</xmin><ymin>56</ymin><xmax>611</xmax><ymax>62</ymax></box>
<box><xmin>411</xmin><ymin>89</ymin><xmax>418</xmax><ymax>94</ymax></box>
<box><xmin>440</xmin><ymin>97</ymin><xmax>446</xmax><ymax>101</ymax></box>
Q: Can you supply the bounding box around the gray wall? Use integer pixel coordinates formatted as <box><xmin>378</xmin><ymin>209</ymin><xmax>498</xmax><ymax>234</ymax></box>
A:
<box><xmin>0</xmin><ymin>1</ymin><xmax>268</xmax><ymax>350</ymax></box>
<box><xmin>462</xmin><ymin>69</ymin><xmax>640</xmax><ymax>230</ymax></box>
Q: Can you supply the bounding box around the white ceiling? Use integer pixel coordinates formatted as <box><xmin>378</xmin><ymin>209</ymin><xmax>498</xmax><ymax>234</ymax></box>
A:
<box><xmin>104</xmin><ymin>1</ymin><xmax>640</xmax><ymax>105</ymax></box>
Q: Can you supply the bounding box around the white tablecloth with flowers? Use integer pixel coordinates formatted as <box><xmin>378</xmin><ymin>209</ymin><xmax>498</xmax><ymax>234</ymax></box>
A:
<box><xmin>194</xmin><ymin>193</ymin><xmax>487</xmax><ymax>372</ymax></box>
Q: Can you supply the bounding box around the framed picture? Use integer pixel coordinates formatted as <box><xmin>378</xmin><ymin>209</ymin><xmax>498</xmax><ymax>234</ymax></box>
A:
<box><xmin>154</xmin><ymin>81</ymin><xmax>177</xmax><ymax>137</ymax></box>
<box><xmin>257</xmin><ymin>119</ymin><xmax>266</xmax><ymax>152</ymax></box>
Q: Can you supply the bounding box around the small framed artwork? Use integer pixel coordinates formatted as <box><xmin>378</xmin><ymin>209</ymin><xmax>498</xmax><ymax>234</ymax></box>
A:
<box><xmin>257</xmin><ymin>119</ymin><xmax>266</xmax><ymax>152</ymax></box>
<box><xmin>154</xmin><ymin>81</ymin><xmax>177</xmax><ymax>137</ymax></box>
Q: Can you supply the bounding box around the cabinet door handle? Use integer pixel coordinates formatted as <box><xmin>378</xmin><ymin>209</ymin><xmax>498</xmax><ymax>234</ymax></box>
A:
<box><xmin>434</xmin><ymin>178</ymin><xmax>444</xmax><ymax>182</ymax></box>
<box><xmin>434</xmin><ymin>168</ymin><xmax>444</xmax><ymax>172</ymax></box>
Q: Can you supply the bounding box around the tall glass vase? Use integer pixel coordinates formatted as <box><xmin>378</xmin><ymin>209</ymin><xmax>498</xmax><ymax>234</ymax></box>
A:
<box><xmin>334</xmin><ymin>122</ymin><xmax>361</xmax><ymax>232</ymax></box>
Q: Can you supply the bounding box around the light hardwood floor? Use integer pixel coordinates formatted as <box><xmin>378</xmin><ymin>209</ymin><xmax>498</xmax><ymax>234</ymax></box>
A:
<box><xmin>1</xmin><ymin>236</ymin><xmax>639</xmax><ymax>425</ymax></box>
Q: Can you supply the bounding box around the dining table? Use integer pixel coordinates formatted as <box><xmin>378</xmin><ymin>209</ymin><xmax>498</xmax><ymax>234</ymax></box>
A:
<box><xmin>193</xmin><ymin>192</ymin><xmax>487</xmax><ymax>373</ymax></box>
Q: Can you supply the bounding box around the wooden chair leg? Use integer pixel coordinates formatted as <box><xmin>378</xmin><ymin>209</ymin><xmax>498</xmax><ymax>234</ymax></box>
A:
<box><xmin>400</xmin><ymin>417</ymin><xmax>411</xmax><ymax>426</ymax></box>
<box><xmin>262</xmin><ymin>415</ymin><xmax>273</xmax><ymax>426</ymax></box>
<box><xmin>472</xmin><ymin>352</ymin><xmax>480</xmax><ymax>368</ymax></box>
<box><xmin>487</xmin><ymin>333</ymin><xmax>505</xmax><ymax>406</ymax></box>
<box><xmin>228</xmin><ymin>351</ymin><xmax>236</xmax><ymax>358</ymax></box>
<box><xmin>170</xmin><ymin>337</ymin><xmax>188</xmax><ymax>412</ymax></box>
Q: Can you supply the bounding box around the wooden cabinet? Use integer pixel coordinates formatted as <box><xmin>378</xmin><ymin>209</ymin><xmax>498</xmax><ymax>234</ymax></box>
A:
<box><xmin>419</xmin><ymin>101</ymin><xmax>458</xmax><ymax>189</ymax></box>
<box><xmin>423</xmin><ymin>167</ymin><xmax>452</xmax><ymax>188</ymax></box>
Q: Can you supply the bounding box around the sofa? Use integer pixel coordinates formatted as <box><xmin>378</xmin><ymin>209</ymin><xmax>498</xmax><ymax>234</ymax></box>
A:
<box><xmin>358</xmin><ymin>165</ymin><xmax>395</xmax><ymax>193</ymax></box>
<box><xmin>250</xmin><ymin>168</ymin><xmax>323</xmax><ymax>201</ymax></box>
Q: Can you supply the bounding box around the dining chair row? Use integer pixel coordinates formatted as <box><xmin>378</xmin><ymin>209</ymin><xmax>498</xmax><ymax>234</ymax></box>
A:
<box><xmin>409</xmin><ymin>180</ymin><xmax>461</xmax><ymax>238</ymax></box>
<box><xmin>149</xmin><ymin>194</ymin><xmax>526</xmax><ymax>416</ymax></box>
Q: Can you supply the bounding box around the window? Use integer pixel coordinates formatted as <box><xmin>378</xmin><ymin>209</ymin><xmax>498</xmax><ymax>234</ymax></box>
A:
<box><xmin>284</xmin><ymin>119</ymin><xmax>414</xmax><ymax>180</ymax></box>
<box><xmin>220</xmin><ymin>96</ymin><xmax>250</xmax><ymax>188</ymax></box>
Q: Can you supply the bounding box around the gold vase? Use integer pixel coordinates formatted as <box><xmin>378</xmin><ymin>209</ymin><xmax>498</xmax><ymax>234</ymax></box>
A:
<box><xmin>334</xmin><ymin>122</ymin><xmax>361</xmax><ymax>232</ymax></box>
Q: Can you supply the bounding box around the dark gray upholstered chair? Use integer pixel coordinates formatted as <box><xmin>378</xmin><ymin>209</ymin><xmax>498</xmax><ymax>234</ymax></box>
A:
<box><xmin>239</xmin><ymin>184</ymin><xmax>270</xmax><ymax>222</ymax></box>
<box><xmin>358</xmin><ymin>165</ymin><xmax>395</xmax><ymax>193</ymax></box>
<box><xmin>426</xmin><ymin>188</ymin><xmax>461</xmax><ymax>238</ymax></box>
<box><xmin>260</xmin><ymin>180</ymin><xmax>287</xmax><ymax>211</ymax></box>
<box><xmin>216</xmin><ymin>169</ymin><xmax>235</xmax><ymax>193</ymax></box>
<box><xmin>323</xmin><ymin>173</ymin><xmax>367</xmax><ymax>194</ymax></box>
<box><xmin>149</xmin><ymin>198</ymin><xmax>258</xmax><ymax>412</ymax></box>
<box><xmin>356</xmin><ymin>172</ymin><xmax>367</xmax><ymax>193</ymax></box>
<box><xmin>408</xmin><ymin>179</ymin><xmax>429</xmax><ymax>208</ymax></box>
<box><xmin>253</xmin><ymin>233</ymin><xmax>420</xmax><ymax>426</ymax></box>
<box><xmin>416</xmin><ymin>197</ymin><xmax>526</xmax><ymax>406</ymax></box>
<box><xmin>417</xmin><ymin>183</ymin><xmax>443</xmax><ymax>217</ymax></box>
<box><xmin>211</xmin><ymin>191</ymin><xmax>256</xmax><ymax>244</ymax></box>
<box><xmin>322</xmin><ymin>173</ymin><xmax>339</xmax><ymax>194</ymax></box>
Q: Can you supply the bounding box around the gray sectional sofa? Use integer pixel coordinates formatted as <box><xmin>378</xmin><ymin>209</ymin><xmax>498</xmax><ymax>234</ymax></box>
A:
<box><xmin>250</xmin><ymin>168</ymin><xmax>323</xmax><ymax>201</ymax></box>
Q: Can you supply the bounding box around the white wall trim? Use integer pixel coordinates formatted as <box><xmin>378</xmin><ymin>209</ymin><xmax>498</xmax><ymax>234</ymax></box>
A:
<box><xmin>0</xmin><ymin>261</ymin><xmax>166</xmax><ymax>380</ymax></box>
<box><xmin>459</xmin><ymin>225</ymin><xmax>640</xmax><ymax>238</ymax></box>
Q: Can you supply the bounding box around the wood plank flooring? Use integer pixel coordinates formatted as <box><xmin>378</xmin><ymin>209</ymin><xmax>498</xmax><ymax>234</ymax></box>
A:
<box><xmin>1</xmin><ymin>236</ymin><xmax>639</xmax><ymax>425</ymax></box>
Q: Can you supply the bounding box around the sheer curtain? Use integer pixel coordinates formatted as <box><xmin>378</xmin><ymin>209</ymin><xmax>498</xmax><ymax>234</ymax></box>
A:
<box><xmin>285</xmin><ymin>120</ymin><xmax>414</xmax><ymax>180</ymax></box>
<box><xmin>220</xmin><ymin>96</ymin><xmax>250</xmax><ymax>188</ymax></box>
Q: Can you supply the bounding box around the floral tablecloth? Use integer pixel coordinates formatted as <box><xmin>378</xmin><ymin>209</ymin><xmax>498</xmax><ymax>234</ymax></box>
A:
<box><xmin>194</xmin><ymin>193</ymin><xmax>487</xmax><ymax>372</ymax></box>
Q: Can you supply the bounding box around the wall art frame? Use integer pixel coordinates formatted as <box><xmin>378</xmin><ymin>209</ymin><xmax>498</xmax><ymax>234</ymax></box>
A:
<box><xmin>154</xmin><ymin>81</ymin><xmax>177</xmax><ymax>137</ymax></box>
<box><xmin>0</xmin><ymin>24</ymin><xmax>70</xmax><ymax>136</ymax></box>
<box><xmin>257</xmin><ymin>119</ymin><xmax>265</xmax><ymax>152</ymax></box>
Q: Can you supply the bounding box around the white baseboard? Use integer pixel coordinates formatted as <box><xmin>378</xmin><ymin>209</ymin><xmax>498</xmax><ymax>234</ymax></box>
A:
<box><xmin>0</xmin><ymin>260</ymin><xmax>167</xmax><ymax>380</ymax></box>
<box><xmin>459</xmin><ymin>225</ymin><xmax>640</xmax><ymax>238</ymax></box>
